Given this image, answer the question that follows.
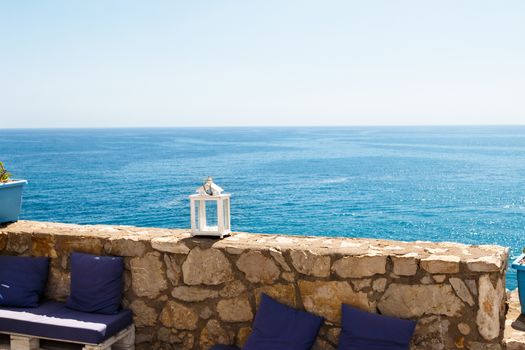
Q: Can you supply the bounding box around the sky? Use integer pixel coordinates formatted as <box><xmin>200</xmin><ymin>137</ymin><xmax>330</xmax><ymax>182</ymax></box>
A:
<box><xmin>0</xmin><ymin>0</ymin><xmax>524</xmax><ymax>128</ymax></box>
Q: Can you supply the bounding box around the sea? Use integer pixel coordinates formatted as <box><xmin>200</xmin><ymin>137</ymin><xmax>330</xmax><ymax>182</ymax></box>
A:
<box><xmin>1</xmin><ymin>126</ymin><xmax>524</xmax><ymax>289</ymax></box>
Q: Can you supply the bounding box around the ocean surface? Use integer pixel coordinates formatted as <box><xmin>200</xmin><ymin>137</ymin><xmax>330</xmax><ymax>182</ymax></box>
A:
<box><xmin>1</xmin><ymin>127</ymin><xmax>524</xmax><ymax>289</ymax></box>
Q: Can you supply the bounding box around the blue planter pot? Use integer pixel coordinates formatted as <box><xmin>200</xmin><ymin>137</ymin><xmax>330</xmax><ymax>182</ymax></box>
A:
<box><xmin>0</xmin><ymin>180</ymin><xmax>27</xmax><ymax>224</ymax></box>
<box><xmin>512</xmin><ymin>253</ymin><xmax>525</xmax><ymax>314</ymax></box>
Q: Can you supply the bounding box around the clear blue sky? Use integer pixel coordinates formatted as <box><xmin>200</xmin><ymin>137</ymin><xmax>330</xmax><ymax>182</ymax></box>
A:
<box><xmin>1</xmin><ymin>1</ymin><xmax>524</xmax><ymax>128</ymax></box>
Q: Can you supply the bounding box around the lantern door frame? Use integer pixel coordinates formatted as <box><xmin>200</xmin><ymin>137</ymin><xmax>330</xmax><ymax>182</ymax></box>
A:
<box><xmin>189</xmin><ymin>193</ymin><xmax>231</xmax><ymax>238</ymax></box>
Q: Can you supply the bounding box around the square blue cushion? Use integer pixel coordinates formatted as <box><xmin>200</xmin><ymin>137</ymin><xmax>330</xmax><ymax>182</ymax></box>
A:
<box><xmin>66</xmin><ymin>252</ymin><xmax>123</xmax><ymax>315</ymax></box>
<box><xmin>338</xmin><ymin>304</ymin><xmax>416</xmax><ymax>350</ymax></box>
<box><xmin>243</xmin><ymin>293</ymin><xmax>324</xmax><ymax>350</ymax></box>
<box><xmin>0</xmin><ymin>255</ymin><xmax>50</xmax><ymax>308</ymax></box>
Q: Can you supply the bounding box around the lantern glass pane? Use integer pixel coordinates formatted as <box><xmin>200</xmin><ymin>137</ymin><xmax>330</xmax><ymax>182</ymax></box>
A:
<box><xmin>195</xmin><ymin>199</ymin><xmax>203</xmax><ymax>230</ymax></box>
<box><xmin>223</xmin><ymin>198</ymin><xmax>230</xmax><ymax>230</ymax></box>
<box><xmin>205</xmin><ymin>200</ymin><xmax>218</xmax><ymax>230</ymax></box>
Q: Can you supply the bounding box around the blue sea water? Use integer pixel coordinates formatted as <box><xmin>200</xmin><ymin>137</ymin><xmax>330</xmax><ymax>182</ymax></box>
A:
<box><xmin>1</xmin><ymin>126</ymin><xmax>524</xmax><ymax>289</ymax></box>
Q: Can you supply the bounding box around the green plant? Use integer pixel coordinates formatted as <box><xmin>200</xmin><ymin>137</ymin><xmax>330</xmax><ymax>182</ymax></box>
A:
<box><xmin>0</xmin><ymin>162</ymin><xmax>12</xmax><ymax>183</ymax></box>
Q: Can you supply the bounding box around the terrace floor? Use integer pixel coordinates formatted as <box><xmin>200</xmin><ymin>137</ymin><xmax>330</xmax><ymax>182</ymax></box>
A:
<box><xmin>505</xmin><ymin>290</ymin><xmax>525</xmax><ymax>350</ymax></box>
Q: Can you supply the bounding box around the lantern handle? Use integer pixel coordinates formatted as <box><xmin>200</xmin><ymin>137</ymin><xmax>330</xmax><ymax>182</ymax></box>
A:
<box><xmin>202</xmin><ymin>176</ymin><xmax>214</xmax><ymax>195</ymax></box>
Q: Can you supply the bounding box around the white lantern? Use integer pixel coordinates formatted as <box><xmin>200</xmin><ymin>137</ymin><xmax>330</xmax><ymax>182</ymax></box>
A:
<box><xmin>189</xmin><ymin>176</ymin><xmax>231</xmax><ymax>238</ymax></box>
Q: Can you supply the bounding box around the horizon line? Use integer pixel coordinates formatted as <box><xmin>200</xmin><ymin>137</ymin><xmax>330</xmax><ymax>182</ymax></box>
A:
<box><xmin>2</xmin><ymin>123</ymin><xmax>525</xmax><ymax>130</ymax></box>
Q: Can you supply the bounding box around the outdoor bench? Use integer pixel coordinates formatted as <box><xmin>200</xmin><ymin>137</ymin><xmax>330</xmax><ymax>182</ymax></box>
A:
<box><xmin>0</xmin><ymin>300</ymin><xmax>134</xmax><ymax>350</ymax></box>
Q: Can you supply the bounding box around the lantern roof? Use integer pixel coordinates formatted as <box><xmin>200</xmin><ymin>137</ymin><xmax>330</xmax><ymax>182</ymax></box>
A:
<box><xmin>195</xmin><ymin>176</ymin><xmax>224</xmax><ymax>196</ymax></box>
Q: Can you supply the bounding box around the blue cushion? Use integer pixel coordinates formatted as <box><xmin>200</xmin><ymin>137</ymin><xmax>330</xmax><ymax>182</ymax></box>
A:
<box><xmin>338</xmin><ymin>304</ymin><xmax>416</xmax><ymax>350</ymax></box>
<box><xmin>243</xmin><ymin>293</ymin><xmax>324</xmax><ymax>350</ymax></box>
<box><xmin>210</xmin><ymin>346</ymin><xmax>240</xmax><ymax>350</ymax></box>
<box><xmin>0</xmin><ymin>255</ymin><xmax>49</xmax><ymax>308</ymax></box>
<box><xmin>66</xmin><ymin>252</ymin><xmax>123</xmax><ymax>314</ymax></box>
<box><xmin>0</xmin><ymin>300</ymin><xmax>132</xmax><ymax>344</ymax></box>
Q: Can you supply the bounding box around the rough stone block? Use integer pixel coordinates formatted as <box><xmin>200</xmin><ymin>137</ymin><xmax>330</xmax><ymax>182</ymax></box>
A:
<box><xmin>420</xmin><ymin>255</ymin><xmax>460</xmax><ymax>274</ymax></box>
<box><xmin>130</xmin><ymin>252</ymin><xmax>168</xmax><ymax>298</ymax></box>
<box><xmin>378</xmin><ymin>284</ymin><xmax>464</xmax><ymax>318</ymax></box>
<box><xmin>105</xmin><ymin>239</ymin><xmax>146</xmax><ymax>257</ymax></box>
<box><xmin>129</xmin><ymin>300</ymin><xmax>158</xmax><ymax>327</ymax></box>
<box><xmin>467</xmin><ymin>256</ymin><xmax>502</xmax><ymax>272</ymax></box>
<box><xmin>476</xmin><ymin>275</ymin><xmax>504</xmax><ymax>341</ymax></box>
<box><xmin>171</xmin><ymin>286</ymin><xmax>219</xmax><ymax>302</ymax></box>
<box><xmin>183</xmin><ymin>247</ymin><xmax>234</xmax><ymax>285</ymax></box>
<box><xmin>450</xmin><ymin>277</ymin><xmax>475</xmax><ymax>306</ymax></box>
<box><xmin>236</xmin><ymin>251</ymin><xmax>280</xmax><ymax>284</ymax></box>
<box><xmin>290</xmin><ymin>250</ymin><xmax>330</xmax><ymax>277</ymax></box>
<box><xmin>151</xmin><ymin>236</ymin><xmax>190</xmax><ymax>255</ymax></box>
<box><xmin>217</xmin><ymin>296</ymin><xmax>253</xmax><ymax>322</ymax></box>
<box><xmin>160</xmin><ymin>300</ymin><xmax>198</xmax><ymax>330</ymax></box>
<box><xmin>199</xmin><ymin>319</ymin><xmax>234</xmax><ymax>350</ymax></box>
<box><xmin>332</xmin><ymin>255</ymin><xmax>387</xmax><ymax>278</ymax></box>
<box><xmin>391</xmin><ymin>253</ymin><xmax>419</xmax><ymax>276</ymax></box>
<box><xmin>299</xmin><ymin>280</ymin><xmax>369</xmax><ymax>323</ymax></box>
<box><xmin>254</xmin><ymin>284</ymin><xmax>296</xmax><ymax>307</ymax></box>
<box><xmin>269</xmin><ymin>249</ymin><xmax>292</xmax><ymax>272</ymax></box>
<box><xmin>31</xmin><ymin>235</ymin><xmax>57</xmax><ymax>258</ymax></box>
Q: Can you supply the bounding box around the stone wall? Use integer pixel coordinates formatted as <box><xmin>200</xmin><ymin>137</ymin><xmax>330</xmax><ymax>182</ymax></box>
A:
<box><xmin>0</xmin><ymin>221</ymin><xmax>509</xmax><ymax>350</ymax></box>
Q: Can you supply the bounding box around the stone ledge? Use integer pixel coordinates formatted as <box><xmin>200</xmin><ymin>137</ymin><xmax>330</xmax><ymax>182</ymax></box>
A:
<box><xmin>0</xmin><ymin>220</ymin><xmax>509</xmax><ymax>265</ymax></box>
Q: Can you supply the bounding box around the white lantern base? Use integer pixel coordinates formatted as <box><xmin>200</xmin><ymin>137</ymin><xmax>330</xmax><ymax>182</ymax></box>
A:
<box><xmin>191</xmin><ymin>228</ymin><xmax>231</xmax><ymax>239</ymax></box>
